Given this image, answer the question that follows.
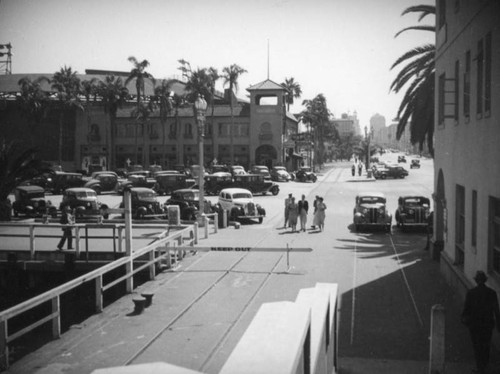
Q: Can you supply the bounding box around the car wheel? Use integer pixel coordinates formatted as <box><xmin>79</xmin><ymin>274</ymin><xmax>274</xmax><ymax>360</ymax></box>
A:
<box><xmin>354</xmin><ymin>224</ymin><xmax>359</xmax><ymax>232</ymax></box>
<box><xmin>381</xmin><ymin>175</ymin><xmax>387</xmax><ymax>180</ymax></box>
<box><xmin>271</xmin><ymin>186</ymin><xmax>279</xmax><ymax>196</ymax></box>
<box><xmin>93</xmin><ymin>187</ymin><xmax>101</xmax><ymax>195</ymax></box>
<box><xmin>258</xmin><ymin>217</ymin><xmax>263</xmax><ymax>224</ymax></box>
<box><xmin>312</xmin><ymin>176</ymin><xmax>317</xmax><ymax>183</ymax></box>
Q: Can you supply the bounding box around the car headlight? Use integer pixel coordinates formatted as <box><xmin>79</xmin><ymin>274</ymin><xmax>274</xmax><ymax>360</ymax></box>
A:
<box><xmin>379</xmin><ymin>208</ymin><xmax>385</xmax><ymax>215</ymax></box>
<box><xmin>409</xmin><ymin>209</ymin><xmax>414</xmax><ymax>214</ymax></box>
<box><xmin>148</xmin><ymin>204</ymin><xmax>153</xmax><ymax>210</ymax></box>
<box><xmin>362</xmin><ymin>208</ymin><xmax>367</xmax><ymax>214</ymax></box>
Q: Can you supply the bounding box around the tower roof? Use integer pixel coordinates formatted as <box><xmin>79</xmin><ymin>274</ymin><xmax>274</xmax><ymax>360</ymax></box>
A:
<box><xmin>246</xmin><ymin>79</ymin><xmax>285</xmax><ymax>92</ymax></box>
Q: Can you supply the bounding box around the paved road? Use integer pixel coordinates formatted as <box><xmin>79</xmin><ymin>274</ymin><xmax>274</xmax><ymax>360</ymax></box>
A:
<box><xmin>6</xmin><ymin>155</ymin><xmax>494</xmax><ymax>374</ymax></box>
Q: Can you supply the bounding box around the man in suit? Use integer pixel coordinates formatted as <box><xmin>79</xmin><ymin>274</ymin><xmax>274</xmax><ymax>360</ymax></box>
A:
<box><xmin>298</xmin><ymin>194</ymin><xmax>309</xmax><ymax>232</ymax></box>
<box><xmin>462</xmin><ymin>270</ymin><xmax>500</xmax><ymax>374</ymax></box>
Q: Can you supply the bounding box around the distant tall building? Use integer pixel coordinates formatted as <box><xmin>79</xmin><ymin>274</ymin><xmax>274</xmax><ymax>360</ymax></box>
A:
<box><xmin>332</xmin><ymin>111</ymin><xmax>360</xmax><ymax>137</ymax></box>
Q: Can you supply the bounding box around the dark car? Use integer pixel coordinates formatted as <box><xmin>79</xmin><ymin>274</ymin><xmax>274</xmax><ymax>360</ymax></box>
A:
<box><xmin>12</xmin><ymin>185</ymin><xmax>57</xmax><ymax>218</ymax></box>
<box><xmin>115</xmin><ymin>173</ymin><xmax>158</xmax><ymax>194</ymax></box>
<box><xmin>210</xmin><ymin>165</ymin><xmax>230</xmax><ymax>174</ymax></box>
<box><xmin>231</xmin><ymin>174</ymin><xmax>279</xmax><ymax>196</ymax></box>
<box><xmin>155</xmin><ymin>173</ymin><xmax>195</xmax><ymax>195</ymax></box>
<box><xmin>20</xmin><ymin>172</ymin><xmax>55</xmax><ymax>192</ymax></box>
<box><xmin>270</xmin><ymin>166</ymin><xmax>292</xmax><ymax>182</ymax></box>
<box><xmin>165</xmin><ymin>189</ymin><xmax>214</xmax><ymax>221</ymax></box>
<box><xmin>250</xmin><ymin>165</ymin><xmax>271</xmax><ymax>180</ymax></box>
<box><xmin>119</xmin><ymin>187</ymin><xmax>166</xmax><ymax>219</ymax></box>
<box><xmin>395</xmin><ymin>196</ymin><xmax>431</xmax><ymax>230</ymax></box>
<box><xmin>373</xmin><ymin>165</ymin><xmax>409</xmax><ymax>179</ymax></box>
<box><xmin>410</xmin><ymin>159</ymin><xmax>421</xmax><ymax>169</ymax></box>
<box><xmin>51</xmin><ymin>172</ymin><xmax>86</xmax><ymax>194</ymax></box>
<box><xmin>84</xmin><ymin>172</ymin><xmax>119</xmax><ymax>194</ymax></box>
<box><xmin>203</xmin><ymin>172</ymin><xmax>234</xmax><ymax>196</ymax></box>
<box><xmin>398</xmin><ymin>155</ymin><xmax>407</xmax><ymax>163</ymax></box>
<box><xmin>353</xmin><ymin>192</ymin><xmax>392</xmax><ymax>232</ymax></box>
<box><xmin>59</xmin><ymin>187</ymin><xmax>109</xmax><ymax>219</ymax></box>
<box><xmin>295</xmin><ymin>167</ymin><xmax>317</xmax><ymax>183</ymax></box>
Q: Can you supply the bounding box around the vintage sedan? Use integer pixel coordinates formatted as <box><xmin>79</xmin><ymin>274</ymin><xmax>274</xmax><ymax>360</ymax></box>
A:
<box><xmin>51</xmin><ymin>171</ymin><xmax>86</xmax><ymax>194</ymax></box>
<box><xmin>218</xmin><ymin>188</ymin><xmax>265</xmax><ymax>224</ymax></box>
<box><xmin>203</xmin><ymin>172</ymin><xmax>234</xmax><ymax>196</ymax></box>
<box><xmin>84</xmin><ymin>172</ymin><xmax>119</xmax><ymax>194</ymax></box>
<box><xmin>395</xmin><ymin>196</ymin><xmax>431</xmax><ymax>230</ymax></box>
<box><xmin>155</xmin><ymin>173</ymin><xmax>195</xmax><ymax>195</ymax></box>
<box><xmin>120</xmin><ymin>187</ymin><xmax>166</xmax><ymax>219</ymax></box>
<box><xmin>231</xmin><ymin>174</ymin><xmax>279</xmax><ymax>196</ymax></box>
<box><xmin>165</xmin><ymin>189</ymin><xmax>214</xmax><ymax>221</ymax></box>
<box><xmin>295</xmin><ymin>167</ymin><xmax>317</xmax><ymax>183</ymax></box>
<box><xmin>410</xmin><ymin>159</ymin><xmax>421</xmax><ymax>169</ymax></box>
<box><xmin>59</xmin><ymin>187</ymin><xmax>109</xmax><ymax>219</ymax></box>
<box><xmin>249</xmin><ymin>165</ymin><xmax>271</xmax><ymax>180</ymax></box>
<box><xmin>353</xmin><ymin>192</ymin><xmax>392</xmax><ymax>232</ymax></box>
<box><xmin>270</xmin><ymin>166</ymin><xmax>292</xmax><ymax>182</ymax></box>
<box><xmin>12</xmin><ymin>185</ymin><xmax>57</xmax><ymax>218</ymax></box>
<box><xmin>373</xmin><ymin>165</ymin><xmax>409</xmax><ymax>179</ymax></box>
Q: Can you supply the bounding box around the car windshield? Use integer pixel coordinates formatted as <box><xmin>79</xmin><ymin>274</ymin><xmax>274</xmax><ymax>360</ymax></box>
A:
<box><xmin>74</xmin><ymin>191</ymin><xmax>97</xmax><ymax>198</ymax></box>
<box><xmin>359</xmin><ymin>196</ymin><xmax>385</xmax><ymax>204</ymax></box>
<box><xmin>404</xmin><ymin>198</ymin><xmax>428</xmax><ymax>206</ymax></box>
<box><xmin>233</xmin><ymin>193</ymin><xmax>252</xmax><ymax>199</ymax></box>
<box><xmin>180</xmin><ymin>191</ymin><xmax>199</xmax><ymax>200</ymax></box>
<box><xmin>137</xmin><ymin>191</ymin><xmax>157</xmax><ymax>198</ymax></box>
<box><xmin>27</xmin><ymin>191</ymin><xmax>45</xmax><ymax>198</ymax></box>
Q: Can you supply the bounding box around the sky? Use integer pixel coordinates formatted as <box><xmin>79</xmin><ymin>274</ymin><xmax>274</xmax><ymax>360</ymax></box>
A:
<box><xmin>0</xmin><ymin>0</ymin><xmax>435</xmax><ymax>128</ymax></box>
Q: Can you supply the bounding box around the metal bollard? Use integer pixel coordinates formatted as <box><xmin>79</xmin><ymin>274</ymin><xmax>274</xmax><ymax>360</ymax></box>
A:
<box><xmin>222</xmin><ymin>209</ymin><xmax>228</xmax><ymax>229</ymax></box>
<box><xmin>203</xmin><ymin>215</ymin><xmax>209</xmax><ymax>239</ymax></box>
<box><xmin>429</xmin><ymin>304</ymin><xmax>445</xmax><ymax>374</ymax></box>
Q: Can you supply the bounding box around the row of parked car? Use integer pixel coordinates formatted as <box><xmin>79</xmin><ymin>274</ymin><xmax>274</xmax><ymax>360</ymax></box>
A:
<box><xmin>353</xmin><ymin>192</ymin><xmax>432</xmax><ymax>233</ymax></box>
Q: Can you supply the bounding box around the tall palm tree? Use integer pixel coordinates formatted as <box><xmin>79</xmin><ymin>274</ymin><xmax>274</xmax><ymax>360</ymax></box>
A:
<box><xmin>150</xmin><ymin>79</ymin><xmax>174</xmax><ymax>168</ymax></box>
<box><xmin>131</xmin><ymin>102</ymin><xmax>152</xmax><ymax>165</ymax></box>
<box><xmin>0</xmin><ymin>141</ymin><xmax>50</xmax><ymax>221</ymax></box>
<box><xmin>222</xmin><ymin>64</ymin><xmax>247</xmax><ymax>165</ymax></box>
<box><xmin>207</xmin><ymin>67</ymin><xmax>220</xmax><ymax>162</ymax></box>
<box><xmin>97</xmin><ymin>75</ymin><xmax>129</xmax><ymax>169</ymax></box>
<box><xmin>281</xmin><ymin>77</ymin><xmax>302</xmax><ymax>112</ymax></box>
<box><xmin>170</xmin><ymin>93</ymin><xmax>184</xmax><ymax>164</ymax></box>
<box><xmin>51</xmin><ymin>66</ymin><xmax>83</xmax><ymax>166</ymax></box>
<box><xmin>17</xmin><ymin>76</ymin><xmax>50</xmax><ymax>146</ymax></box>
<box><xmin>390</xmin><ymin>4</ymin><xmax>436</xmax><ymax>156</ymax></box>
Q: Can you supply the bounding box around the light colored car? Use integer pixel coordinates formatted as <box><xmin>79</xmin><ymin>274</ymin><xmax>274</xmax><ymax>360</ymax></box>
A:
<box><xmin>353</xmin><ymin>192</ymin><xmax>392</xmax><ymax>232</ymax></box>
<box><xmin>218</xmin><ymin>188</ymin><xmax>266</xmax><ymax>224</ymax></box>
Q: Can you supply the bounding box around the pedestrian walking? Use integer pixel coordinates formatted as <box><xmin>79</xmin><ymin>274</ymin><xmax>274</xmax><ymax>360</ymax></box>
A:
<box><xmin>313</xmin><ymin>197</ymin><xmax>327</xmax><ymax>232</ymax></box>
<box><xmin>358</xmin><ymin>162</ymin><xmax>362</xmax><ymax>176</ymax></box>
<box><xmin>298</xmin><ymin>194</ymin><xmax>309</xmax><ymax>232</ymax></box>
<box><xmin>57</xmin><ymin>206</ymin><xmax>74</xmax><ymax>250</ymax></box>
<box><xmin>288</xmin><ymin>197</ymin><xmax>299</xmax><ymax>233</ymax></box>
<box><xmin>283</xmin><ymin>193</ymin><xmax>292</xmax><ymax>228</ymax></box>
<box><xmin>311</xmin><ymin>195</ymin><xmax>319</xmax><ymax>230</ymax></box>
<box><xmin>461</xmin><ymin>270</ymin><xmax>500</xmax><ymax>374</ymax></box>
<box><xmin>351</xmin><ymin>163</ymin><xmax>356</xmax><ymax>177</ymax></box>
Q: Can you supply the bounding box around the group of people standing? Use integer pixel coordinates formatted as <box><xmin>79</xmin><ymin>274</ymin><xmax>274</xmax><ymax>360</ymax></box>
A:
<box><xmin>283</xmin><ymin>194</ymin><xmax>326</xmax><ymax>233</ymax></box>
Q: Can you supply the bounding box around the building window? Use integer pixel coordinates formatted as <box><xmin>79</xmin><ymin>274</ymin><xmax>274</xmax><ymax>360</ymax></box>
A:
<box><xmin>463</xmin><ymin>50</ymin><xmax>471</xmax><ymax>119</ymax></box>
<box><xmin>438</xmin><ymin>73</ymin><xmax>446</xmax><ymax>125</ymax></box>
<box><xmin>476</xmin><ymin>38</ymin><xmax>484</xmax><ymax>117</ymax></box>
<box><xmin>472</xmin><ymin>190</ymin><xmax>477</xmax><ymax>248</ymax></box>
<box><xmin>455</xmin><ymin>184</ymin><xmax>465</xmax><ymax>267</ymax></box>
<box><xmin>218</xmin><ymin>123</ymin><xmax>230</xmax><ymax>137</ymax></box>
<box><xmin>438</xmin><ymin>0</ymin><xmax>446</xmax><ymax>29</ymax></box>
<box><xmin>184</xmin><ymin>123</ymin><xmax>193</xmax><ymax>138</ymax></box>
<box><xmin>490</xmin><ymin>197</ymin><xmax>500</xmax><ymax>276</ymax></box>
<box><xmin>485</xmin><ymin>31</ymin><xmax>491</xmax><ymax>116</ymax></box>
<box><xmin>454</xmin><ymin>60</ymin><xmax>460</xmax><ymax>122</ymax></box>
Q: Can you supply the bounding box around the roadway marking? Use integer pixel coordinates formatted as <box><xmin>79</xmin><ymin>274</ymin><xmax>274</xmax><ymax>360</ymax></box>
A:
<box><xmin>389</xmin><ymin>235</ymin><xmax>424</xmax><ymax>327</ymax></box>
<box><xmin>350</xmin><ymin>239</ymin><xmax>358</xmax><ymax>345</ymax></box>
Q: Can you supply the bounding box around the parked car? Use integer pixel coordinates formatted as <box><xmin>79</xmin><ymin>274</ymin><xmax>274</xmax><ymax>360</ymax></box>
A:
<box><xmin>12</xmin><ymin>185</ymin><xmax>57</xmax><ymax>218</ymax></box>
<box><xmin>373</xmin><ymin>165</ymin><xmax>409</xmax><ymax>179</ymax></box>
<box><xmin>51</xmin><ymin>172</ymin><xmax>86</xmax><ymax>194</ymax></box>
<box><xmin>210</xmin><ymin>164</ymin><xmax>230</xmax><ymax>174</ymax></box>
<box><xmin>270</xmin><ymin>166</ymin><xmax>292</xmax><ymax>182</ymax></box>
<box><xmin>20</xmin><ymin>172</ymin><xmax>55</xmax><ymax>192</ymax></box>
<box><xmin>59</xmin><ymin>187</ymin><xmax>109</xmax><ymax>219</ymax></box>
<box><xmin>115</xmin><ymin>173</ymin><xmax>158</xmax><ymax>194</ymax></box>
<box><xmin>218</xmin><ymin>188</ymin><xmax>265</xmax><ymax>224</ymax></box>
<box><xmin>155</xmin><ymin>173</ymin><xmax>195</xmax><ymax>195</ymax></box>
<box><xmin>395</xmin><ymin>196</ymin><xmax>431</xmax><ymax>230</ymax></box>
<box><xmin>250</xmin><ymin>165</ymin><xmax>271</xmax><ymax>180</ymax></box>
<box><xmin>230</xmin><ymin>165</ymin><xmax>247</xmax><ymax>177</ymax></box>
<box><xmin>231</xmin><ymin>174</ymin><xmax>279</xmax><ymax>196</ymax></box>
<box><xmin>353</xmin><ymin>192</ymin><xmax>392</xmax><ymax>232</ymax></box>
<box><xmin>120</xmin><ymin>187</ymin><xmax>166</xmax><ymax>219</ymax></box>
<box><xmin>410</xmin><ymin>159</ymin><xmax>421</xmax><ymax>169</ymax></box>
<box><xmin>398</xmin><ymin>155</ymin><xmax>407</xmax><ymax>163</ymax></box>
<box><xmin>84</xmin><ymin>172</ymin><xmax>119</xmax><ymax>194</ymax></box>
<box><xmin>165</xmin><ymin>189</ymin><xmax>214</xmax><ymax>221</ymax></box>
<box><xmin>204</xmin><ymin>172</ymin><xmax>234</xmax><ymax>196</ymax></box>
<box><xmin>295</xmin><ymin>167</ymin><xmax>317</xmax><ymax>183</ymax></box>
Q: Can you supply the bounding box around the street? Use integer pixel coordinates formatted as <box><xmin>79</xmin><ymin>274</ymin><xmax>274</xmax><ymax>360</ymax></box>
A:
<box><xmin>4</xmin><ymin>153</ymin><xmax>477</xmax><ymax>373</ymax></box>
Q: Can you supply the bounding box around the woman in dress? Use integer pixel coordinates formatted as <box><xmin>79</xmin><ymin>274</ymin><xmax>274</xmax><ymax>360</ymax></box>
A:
<box><xmin>314</xmin><ymin>197</ymin><xmax>327</xmax><ymax>232</ymax></box>
<box><xmin>288</xmin><ymin>197</ymin><xmax>299</xmax><ymax>233</ymax></box>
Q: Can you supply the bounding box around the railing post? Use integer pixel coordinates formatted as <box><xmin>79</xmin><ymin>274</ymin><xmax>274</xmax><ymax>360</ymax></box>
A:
<box><xmin>194</xmin><ymin>221</ymin><xmax>199</xmax><ymax>244</ymax></box>
<box><xmin>222</xmin><ymin>209</ymin><xmax>228</xmax><ymax>228</ymax></box>
<box><xmin>118</xmin><ymin>226</ymin><xmax>124</xmax><ymax>253</ymax></box>
<box><xmin>149</xmin><ymin>249</ymin><xmax>155</xmax><ymax>280</ymax></box>
<box><xmin>29</xmin><ymin>225</ymin><xmax>35</xmax><ymax>260</ymax></box>
<box><xmin>203</xmin><ymin>215</ymin><xmax>209</xmax><ymax>239</ymax></box>
<box><xmin>214</xmin><ymin>212</ymin><xmax>218</xmax><ymax>234</ymax></box>
<box><xmin>51</xmin><ymin>296</ymin><xmax>61</xmax><ymax>339</ymax></box>
<box><xmin>95</xmin><ymin>275</ymin><xmax>103</xmax><ymax>313</ymax></box>
<box><xmin>0</xmin><ymin>319</ymin><xmax>8</xmax><ymax>370</ymax></box>
<box><xmin>124</xmin><ymin>189</ymin><xmax>133</xmax><ymax>293</ymax></box>
<box><xmin>74</xmin><ymin>226</ymin><xmax>81</xmax><ymax>259</ymax></box>
<box><xmin>429</xmin><ymin>304</ymin><xmax>445</xmax><ymax>374</ymax></box>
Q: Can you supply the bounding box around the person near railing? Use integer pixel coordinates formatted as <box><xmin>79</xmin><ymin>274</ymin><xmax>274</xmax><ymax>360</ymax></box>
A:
<box><xmin>57</xmin><ymin>206</ymin><xmax>74</xmax><ymax>250</ymax></box>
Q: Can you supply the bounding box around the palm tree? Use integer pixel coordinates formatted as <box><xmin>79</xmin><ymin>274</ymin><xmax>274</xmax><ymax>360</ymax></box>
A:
<box><xmin>150</xmin><ymin>79</ymin><xmax>174</xmax><ymax>168</ymax></box>
<box><xmin>17</xmin><ymin>76</ymin><xmax>50</xmax><ymax>146</ymax></box>
<box><xmin>222</xmin><ymin>64</ymin><xmax>247</xmax><ymax>165</ymax></box>
<box><xmin>131</xmin><ymin>102</ymin><xmax>152</xmax><ymax>165</ymax></box>
<box><xmin>207</xmin><ymin>67</ymin><xmax>220</xmax><ymax>162</ymax></box>
<box><xmin>125</xmin><ymin>56</ymin><xmax>155</xmax><ymax>105</ymax></box>
<box><xmin>170</xmin><ymin>93</ymin><xmax>184</xmax><ymax>164</ymax></box>
<box><xmin>281</xmin><ymin>77</ymin><xmax>302</xmax><ymax>112</ymax></box>
<box><xmin>0</xmin><ymin>141</ymin><xmax>51</xmax><ymax>221</ymax></box>
<box><xmin>390</xmin><ymin>4</ymin><xmax>436</xmax><ymax>156</ymax></box>
<box><xmin>97</xmin><ymin>75</ymin><xmax>129</xmax><ymax>169</ymax></box>
<box><xmin>51</xmin><ymin>66</ymin><xmax>83</xmax><ymax>166</ymax></box>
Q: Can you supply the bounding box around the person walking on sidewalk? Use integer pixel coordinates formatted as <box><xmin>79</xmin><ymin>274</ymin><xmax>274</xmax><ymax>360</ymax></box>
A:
<box><xmin>313</xmin><ymin>197</ymin><xmax>327</xmax><ymax>232</ymax></box>
<box><xmin>461</xmin><ymin>270</ymin><xmax>500</xmax><ymax>374</ymax></box>
<box><xmin>288</xmin><ymin>197</ymin><xmax>299</xmax><ymax>233</ymax></box>
<box><xmin>298</xmin><ymin>194</ymin><xmax>309</xmax><ymax>232</ymax></box>
<box><xmin>57</xmin><ymin>206</ymin><xmax>74</xmax><ymax>250</ymax></box>
<box><xmin>283</xmin><ymin>193</ymin><xmax>292</xmax><ymax>228</ymax></box>
<box><xmin>358</xmin><ymin>162</ymin><xmax>362</xmax><ymax>176</ymax></box>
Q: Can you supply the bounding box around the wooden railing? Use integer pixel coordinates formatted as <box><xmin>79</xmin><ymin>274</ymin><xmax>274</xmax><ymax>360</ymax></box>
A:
<box><xmin>0</xmin><ymin>220</ymin><xmax>213</xmax><ymax>370</ymax></box>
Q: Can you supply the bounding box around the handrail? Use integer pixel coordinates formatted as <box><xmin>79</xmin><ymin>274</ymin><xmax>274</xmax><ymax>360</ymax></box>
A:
<box><xmin>0</xmin><ymin>222</ymin><xmax>202</xmax><ymax>370</ymax></box>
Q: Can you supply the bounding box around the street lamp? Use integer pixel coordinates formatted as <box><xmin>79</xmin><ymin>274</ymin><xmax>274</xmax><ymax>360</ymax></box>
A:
<box><xmin>364</xmin><ymin>125</ymin><xmax>374</xmax><ymax>177</ymax></box>
<box><xmin>194</xmin><ymin>94</ymin><xmax>207</xmax><ymax>225</ymax></box>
